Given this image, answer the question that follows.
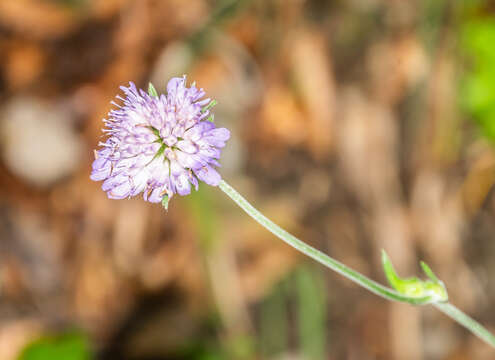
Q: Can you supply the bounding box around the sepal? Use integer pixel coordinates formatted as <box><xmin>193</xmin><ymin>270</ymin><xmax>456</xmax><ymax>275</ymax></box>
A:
<box><xmin>148</xmin><ymin>82</ymin><xmax>158</xmax><ymax>97</ymax></box>
<box><xmin>161</xmin><ymin>195</ymin><xmax>169</xmax><ymax>211</ymax></box>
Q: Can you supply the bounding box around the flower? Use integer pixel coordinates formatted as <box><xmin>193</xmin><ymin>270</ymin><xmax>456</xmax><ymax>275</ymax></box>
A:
<box><xmin>90</xmin><ymin>76</ymin><xmax>230</xmax><ymax>204</ymax></box>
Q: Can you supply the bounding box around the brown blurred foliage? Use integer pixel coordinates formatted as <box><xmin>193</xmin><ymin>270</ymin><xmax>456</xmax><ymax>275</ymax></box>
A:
<box><xmin>0</xmin><ymin>0</ymin><xmax>495</xmax><ymax>359</ymax></box>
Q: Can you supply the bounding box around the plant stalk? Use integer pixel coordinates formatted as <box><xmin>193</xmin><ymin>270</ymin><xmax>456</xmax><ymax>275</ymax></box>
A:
<box><xmin>218</xmin><ymin>179</ymin><xmax>495</xmax><ymax>348</ymax></box>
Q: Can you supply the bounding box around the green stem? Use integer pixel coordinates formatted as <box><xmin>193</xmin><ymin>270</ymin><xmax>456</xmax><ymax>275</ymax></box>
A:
<box><xmin>218</xmin><ymin>180</ymin><xmax>495</xmax><ymax>347</ymax></box>
<box><xmin>219</xmin><ymin>180</ymin><xmax>426</xmax><ymax>304</ymax></box>
<box><xmin>434</xmin><ymin>303</ymin><xmax>495</xmax><ymax>346</ymax></box>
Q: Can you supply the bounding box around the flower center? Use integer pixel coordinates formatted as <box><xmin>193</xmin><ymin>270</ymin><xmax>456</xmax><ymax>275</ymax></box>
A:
<box><xmin>149</xmin><ymin>126</ymin><xmax>183</xmax><ymax>153</ymax></box>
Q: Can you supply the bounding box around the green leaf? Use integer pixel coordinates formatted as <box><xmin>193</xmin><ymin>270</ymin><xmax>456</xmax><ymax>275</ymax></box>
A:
<box><xmin>420</xmin><ymin>261</ymin><xmax>439</xmax><ymax>282</ymax></box>
<box><xmin>161</xmin><ymin>194</ymin><xmax>169</xmax><ymax>211</ymax></box>
<box><xmin>382</xmin><ymin>250</ymin><xmax>409</xmax><ymax>293</ymax></box>
<box><xmin>381</xmin><ymin>250</ymin><xmax>448</xmax><ymax>303</ymax></box>
<box><xmin>19</xmin><ymin>332</ymin><xmax>91</xmax><ymax>360</ymax></box>
<box><xmin>148</xmin><ymin>82</ymin><xmax>158</xmax><ymax>97</ymax></box>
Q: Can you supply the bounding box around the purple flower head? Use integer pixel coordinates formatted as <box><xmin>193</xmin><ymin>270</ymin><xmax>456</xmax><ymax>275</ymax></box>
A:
<box><xmin>90</xmin><ymin>76</ymin><xmax>230</xmax><ymax>204</ymax></box>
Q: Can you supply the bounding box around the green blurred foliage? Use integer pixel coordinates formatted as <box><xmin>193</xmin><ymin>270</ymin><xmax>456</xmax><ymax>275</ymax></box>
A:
<box><xmin>296</xmin><ymin>265</ymin><xmax>327</xmax><ymax>360</ymax></box>
<box><xmin>461</xmin><ymin>16</ymin><xmax>495</xmax><ymax>140</ymax></box>
<box><xmin>259</xmin><ymin>264</ymin><xmax>327</xmax><ymax>359</ymax></box>
<box><xmin>259</xmin><ymin>277</ymin><xmax>289</xmax><ymax>357</ymax></box>
<box><xmin>420</xmin><ymin>0</ymin><xmax>449</xmax><ymax>51</ymax></box>
<box><xmin>174</xmin><ymin>334</ymin><xmax>254</xmax><ymax>360</ymax></box>
<box><xmin>48</xmin><ymin>0</ymin><xmax>88</xmax><ymax>8</ymax></box>
<box><xmin>18</xmin><ymin>332</ymin><xmax>91</xmax><ymax>360</ymax></box>
<box><xmin>186</xmin><ymin>184</ymin><xmax>218</xmax><ymax>252</ymax></box>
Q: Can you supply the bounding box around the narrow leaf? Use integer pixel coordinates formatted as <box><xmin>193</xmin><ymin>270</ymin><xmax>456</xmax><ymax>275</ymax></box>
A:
<box><xmin>382</xmin><ymin>250</ymin><xmax>401</xmax><ymax>290</ymax></box>
<box><xmin>420</xmin><ymin>261</ymin><xmax>440</xmax><ymax>283</ymax></box>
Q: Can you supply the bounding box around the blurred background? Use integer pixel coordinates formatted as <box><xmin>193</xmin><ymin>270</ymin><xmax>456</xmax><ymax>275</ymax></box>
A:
<box><xmin>0</xmin><ymin>0</ymin><xmax>495</xmax><ymax>359</ymax></box>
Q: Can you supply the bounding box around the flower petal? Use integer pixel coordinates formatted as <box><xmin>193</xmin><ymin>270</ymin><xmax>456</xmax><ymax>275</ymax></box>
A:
<box><xmin>108</xmin><ymin>181</ymin><xmax>132</xmax><ymax>199</ymax></box>
<box><xmin>194</xmin><ymin>165</ymin><xmax>221</xmax><ymax>186</ymax></box>
<box><xmin>173</xmin><ymin>173</ymin><xmax>191</xmax><ymax>196</ymax></box>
